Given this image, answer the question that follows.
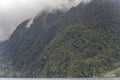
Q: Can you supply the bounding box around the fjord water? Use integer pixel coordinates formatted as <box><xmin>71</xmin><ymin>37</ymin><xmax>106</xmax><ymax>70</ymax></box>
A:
<box><xmin>0</xmin><ymin>78</ymin><xmax>120</xmax><ymax>80</ymax></box>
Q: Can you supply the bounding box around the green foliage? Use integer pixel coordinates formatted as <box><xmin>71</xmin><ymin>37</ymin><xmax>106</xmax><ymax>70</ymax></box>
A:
<box><xmin>29</xmin><ymin>23</ymin><xmax>119</xmax><ymax>77</ymax></box>
<box><xmin>0</xmin><ymin>0</ymin><xmax>120</xmax><ymax>78</ymax></box>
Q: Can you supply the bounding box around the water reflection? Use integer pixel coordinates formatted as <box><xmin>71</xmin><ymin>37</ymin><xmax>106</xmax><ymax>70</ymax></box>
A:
<box><xmin>0</xmin><ymin>78</ymin><xmax>120</xmax><ymax>80</ymax></box>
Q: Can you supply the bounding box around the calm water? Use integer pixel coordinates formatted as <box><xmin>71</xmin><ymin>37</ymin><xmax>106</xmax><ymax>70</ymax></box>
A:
<box><xmin>0</xmin><ymin>78</ymin><xmax>120</xmax><ymax>80</ymax></box>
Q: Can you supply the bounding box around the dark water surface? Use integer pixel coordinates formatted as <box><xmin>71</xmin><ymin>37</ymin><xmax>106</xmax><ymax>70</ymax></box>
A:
<box><xmin>0</xmin><ymin>78</ymin><xmax>120</xmax><ymax>80</ymax></box>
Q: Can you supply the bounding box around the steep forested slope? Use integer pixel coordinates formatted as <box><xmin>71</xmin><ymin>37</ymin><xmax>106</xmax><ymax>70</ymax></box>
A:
<box><xmin>23</xmin><ymin>0</ymin><xmax>120</xmax><ymax>77</ymax></box>
<box><xmin>0</xmin><ymin>0</ymin><xmax>120</xmax><ymax>77</ymax></box>
<box><xmin>0</xmin><ymin>10</ymin><xmax>64</xmax><ymax>77</ymax></box>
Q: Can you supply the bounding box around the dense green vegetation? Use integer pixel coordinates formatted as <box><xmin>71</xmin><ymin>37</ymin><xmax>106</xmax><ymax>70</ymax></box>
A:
<box><xmin>0</xmin><ymin>0</ymin><xmax>120</xmax><ymax>77</ymax></box>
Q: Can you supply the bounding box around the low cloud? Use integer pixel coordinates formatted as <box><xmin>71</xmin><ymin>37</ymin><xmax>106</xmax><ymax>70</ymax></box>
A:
<box><xmin>0</xmin><ymin>0</ymin><xmax>91</xmax><ymax>41</ymax></box>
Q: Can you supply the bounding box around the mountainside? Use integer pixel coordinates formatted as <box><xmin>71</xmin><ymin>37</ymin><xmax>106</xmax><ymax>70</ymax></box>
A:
<box><xmin>0</xmin><ymin>0</ymin><xmax>120</xmax><ymax>77</ymax></box>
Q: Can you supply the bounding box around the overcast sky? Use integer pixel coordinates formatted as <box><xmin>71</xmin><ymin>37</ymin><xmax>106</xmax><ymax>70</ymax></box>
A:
<box><xmin>0</xmin><ymin>0</ymin><xmax>91</xmax><ymax>41</ymax></box>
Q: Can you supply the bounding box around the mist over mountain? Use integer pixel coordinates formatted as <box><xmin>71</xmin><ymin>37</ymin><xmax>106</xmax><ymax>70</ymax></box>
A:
<box><xmin>0</xmin><ymin>0</ymin><xmax>91</xmax><ymax>41</ymax></box>
<box><xmin>0</xmin><ymin>0</ymin><xmax>120</xmax><ymax>78</ymax></box>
